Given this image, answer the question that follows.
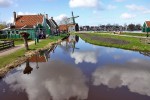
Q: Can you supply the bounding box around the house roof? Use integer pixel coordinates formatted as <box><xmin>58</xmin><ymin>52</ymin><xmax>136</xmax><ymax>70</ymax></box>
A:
<box><xmin>59</xmin><ymin>24</ymin><xmax>76</xmax><ymax>31</ymax></box>
<box><xmin>145</xmin><ymin>21</ymin><xmax>150</xmax><ymax>27</ymax></box>
<box><xmin>46</xmin><ymin>19</ymin><xmax>58</xmax><ymax>29</ymax></box>
<box><xmin>29</xmin><ymin>55</ymin><xmax>47</xmax><ymax>62</ymax></box>
<box><xmin>15</xmin><ymin>15</ymin><xmax>44</xmax><ymax>29</ymax></box>
<box><xmin>59</xmin><ymin>25</ymin><xmax>68</xmax><ymax>31</ymax></box>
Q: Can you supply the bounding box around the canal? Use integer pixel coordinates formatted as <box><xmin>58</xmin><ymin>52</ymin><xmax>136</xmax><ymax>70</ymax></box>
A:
<box><xmin>0</xmin><ymin>35</ymin><xmax>150</xmax><ymax>100</ymax></box>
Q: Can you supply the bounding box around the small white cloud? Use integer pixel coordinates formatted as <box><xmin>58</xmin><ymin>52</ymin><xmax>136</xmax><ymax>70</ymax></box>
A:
<box><xmin>17</xmin><ymin>12</ymin><xmax>36</xmax><ymax>15</ymax></box>
<box><xmin>120</xmin><ymin>13</ymin><xmax>136</xmax><ymax>19</ymax></box>
<box><xmin>115</xmin><ymin>0</ymin><xmax>125</xmax><ymax>2</ymax></box>
<box><xmin>54</xmin><ymin>14</ymin><xmax>68</xmax><ymax>24</ymax></box>
<box><xmin>126</xmin><ymin>4</ymin><xmax>145</xmax><ymax>11</ymax></box>
<box><xmin>107</xmin><ymin>5</ymin><xmax>117</xmax><ymax>10</ymax></box>
<box><xmin>126</xmin><ymin>4</ymin><xmax>150</xmax><ymax>14</ymax></box>
<box><xmin>69</xmin><ymin>0</ymin><xmax>100</xmax><ymax>8</ymax></box>
<box><xmin>7</xmin><ymin>17</ymin><xmax>13</xmax><ymax>23</ymax></box>
<box><xmin>0</xmin><ymin>0</ymin><xmax>13</xmax><ymax>7</ymax></box>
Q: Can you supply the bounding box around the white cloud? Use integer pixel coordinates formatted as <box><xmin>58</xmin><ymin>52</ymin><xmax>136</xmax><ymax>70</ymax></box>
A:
<box><xmin>115</xmin><ymin>0</ymin><xmax>125</xmax><ymax>2</ymax></box>
<box><xmin>4</xmin><ymin>61</ymin><xmax>89</xmax><ymax>100</ymax></box>
<box><xmin>92</xmin><ymin>59</ymin><xmax>150</xmax><ymax>96</ymax></box>
<box><xmin>0</xmin><ymin>0</ymin><xmax>13</xmax><ymax>7</ymax></box>
<box><xmin>7</xmin><ymin>16</ymin><xmax>13</xmax><ymax>23</ymax></box>
<box><xmin>54</xmin><ymin>14</ymin><xmax>68</xmax><ymax>24</ymax></box>
<box><xmin>126</xmin><ymin>4</ymin><xmax>150</xmax><ymax>14</ymax></box>
<box><xmin>69</xmin><ymin>0</ymin><xmax>100</xmax><ymax>9</ymax></box>
<box><xmin>17</xmin><ymin>11</ymin><xmax>36</xmax><ymax>15</ymax></box>
<box><xmin>120</xmin><ymin>13</ymin><xmax>136</xmax><ymax>19</ymax></box>
<box><xmin>107</xmin><ymin>4</ymin><xmax>117</xmax><ymax>10</ymax></box>
<box><xmin>70</xmin><ymin>50</ymin><xmax>99</xmax><ymax>64</ymax></box>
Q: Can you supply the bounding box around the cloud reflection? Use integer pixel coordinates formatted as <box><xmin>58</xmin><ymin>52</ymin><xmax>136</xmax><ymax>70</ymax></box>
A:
<box><xmin>70</xmin><ymin>50</ymin><xmax>99</xmax><ymax>64</ymax></box>
<box><xmin>4</xmin><ymin>61</ymin><xmax>88</xmax><ymax>100</ymax></box>
<box><xmin>92</xmin><ymin>59</ymin><xmax>150</xmax><ymax>96</ymax></box>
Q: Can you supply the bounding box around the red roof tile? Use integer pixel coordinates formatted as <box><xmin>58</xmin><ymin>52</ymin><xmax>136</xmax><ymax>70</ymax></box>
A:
<box><xmin>59</xmin><ymin>24</ymin><xmax>76</xmax><ymax>31</ymax></box>
<box><xmin>145</xmin><ymin>21</ymin><xmax>150</xmax><ymax>27</ymax></box>
<box><xmin>29</xmin><ymin>55</ymin><xmax>47</xmax><ymax>62</ymax></box>
<box><xmin>59</xmin><ymin>25</ymin><xmax>68</xmax><ymax>31</ymax></box>
<box><xmin>15</xmin><ymin>15</ymin><xmax>44</xmax><ymax>28</ymax></box>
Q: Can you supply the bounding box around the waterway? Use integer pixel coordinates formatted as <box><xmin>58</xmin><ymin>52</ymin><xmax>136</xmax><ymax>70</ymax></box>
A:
<box><xmin>0</xmin><ymin>35</ymin><xmax>150</xmax><ymax>100</ymax></box>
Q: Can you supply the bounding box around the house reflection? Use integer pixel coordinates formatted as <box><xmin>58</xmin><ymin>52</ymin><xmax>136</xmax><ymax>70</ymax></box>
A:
<box><xmin>60</xmin><ymin>35</ymin><xmax>79</xmax><ymax>53</ymax></box>
<box><xmin>23</xmin><ymin>44</ymin><xmax>57</xmax><ymax>74</ymax></box>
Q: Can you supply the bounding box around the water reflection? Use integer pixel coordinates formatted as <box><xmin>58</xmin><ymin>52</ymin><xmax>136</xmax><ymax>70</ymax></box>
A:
<box><xmin>59</xmin><ymin>35</ymin><xmax>79</xmax><ymax>53</ymax></box>
<box><xmin>23</xmin><ymin>59</ymin><xmax>33</xmax><ymax>74</ymax></box>
<box><xmin>93</xmin><ymin>58</ymin><xmax>150</xmax><ymax>96</ymax></box>
<box><xmin>4</xmin><ymin>61</ymin><xmax>88</xmax><ymax>100</ymax></box>
<box><xmin>70</xmin><ymin>50</ymin><xmax>99</xmax><ymax>64</ymax></box>
<box><xmin>1</xmin><ymin>35</ymin><xmax>150</xmax><ymax>100</ymax></box>
<box><xmin>139</xmin><ymin>51</ymin><xmax>150</xmax><ymax>57</ymax></box>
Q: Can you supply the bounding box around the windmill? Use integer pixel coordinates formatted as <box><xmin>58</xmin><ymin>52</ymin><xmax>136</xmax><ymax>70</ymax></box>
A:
<box><xmin>68</xmin><ymin>11</ymin><xmax>79</xmax><ymax>24</ymax></box>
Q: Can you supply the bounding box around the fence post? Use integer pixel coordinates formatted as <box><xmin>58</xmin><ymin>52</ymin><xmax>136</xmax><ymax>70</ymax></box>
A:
<box><xmin>12</xmin><ymin>41</ymin><xmax>14</xmax><ymax>47</ymax></box>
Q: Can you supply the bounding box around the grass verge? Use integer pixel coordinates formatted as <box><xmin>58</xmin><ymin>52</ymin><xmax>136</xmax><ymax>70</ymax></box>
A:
<box><xmin>0</xmin><ymin>34</ymin><xmax>68</xmax><ymax>69</ymax></box>
<box><xmin>77</xmin><ymin>33</ymin><xmax>150</xmax><ymax>51</ymax></box>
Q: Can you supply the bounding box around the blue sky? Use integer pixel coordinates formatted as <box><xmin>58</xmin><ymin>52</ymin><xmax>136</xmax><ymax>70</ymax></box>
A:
<box><xmin>0</xmin><ymin>0</ymin><xmax>150</xmax><ymax>26</ymax></box>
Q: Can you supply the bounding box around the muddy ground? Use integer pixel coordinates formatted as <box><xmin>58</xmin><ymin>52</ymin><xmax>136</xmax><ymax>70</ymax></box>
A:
<box><xmin>80</xmin><ymin>33</ymin><xmax>130</xmax><ymax>45</ymax></box>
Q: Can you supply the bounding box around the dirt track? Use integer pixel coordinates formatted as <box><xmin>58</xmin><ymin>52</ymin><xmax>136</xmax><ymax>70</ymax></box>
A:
<box><xmin>80</xmin><ymin>33</ymin><xmax>130</xmax><ymax>45</ymax></box>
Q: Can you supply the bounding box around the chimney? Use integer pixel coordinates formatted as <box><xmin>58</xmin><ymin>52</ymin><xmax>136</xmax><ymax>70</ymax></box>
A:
<box><xmin>13</xmin><ymin>11</ymin><xmax>16</xmax><ymax>22</ymax></box>
<box><xmin>51</xmin><ymin>17</ymin><xmax>53</xmax><ymax>20</ymax></box>
<box><xmin>46</xmin><ymin>14</ymin><xmax>48</xmax><ymax>19</ymax></box>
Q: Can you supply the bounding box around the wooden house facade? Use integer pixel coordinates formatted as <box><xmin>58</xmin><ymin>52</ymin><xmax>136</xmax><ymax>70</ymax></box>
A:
<box><xmin>3</xmin><ymin>12</ymin><xmax>58</xmax><ymax>39</ymax></box>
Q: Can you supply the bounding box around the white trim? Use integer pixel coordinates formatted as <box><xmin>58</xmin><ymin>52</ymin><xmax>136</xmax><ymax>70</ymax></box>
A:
<box><xmin>47</xmin><ymin>23</ymin><xmax>50</xmax><ymax>29</ymax></box>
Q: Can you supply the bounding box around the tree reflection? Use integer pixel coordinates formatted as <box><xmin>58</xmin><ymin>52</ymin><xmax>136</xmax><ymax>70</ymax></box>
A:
<box><xmin>139</xmin><ymin>51</ymin><xmax>150</xmax><ymax>57</ymax></box>
<box><xmin>23</xmin><ymin>59</ymin><xmax>33</xmax><ymax>74</ymax></box>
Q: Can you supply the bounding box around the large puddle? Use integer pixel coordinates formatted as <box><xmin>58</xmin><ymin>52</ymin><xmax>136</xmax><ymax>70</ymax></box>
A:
<box><xmin>0</xmin><ymin>35</ymin><xmax>150</xmax><ymax>100</ymax></box>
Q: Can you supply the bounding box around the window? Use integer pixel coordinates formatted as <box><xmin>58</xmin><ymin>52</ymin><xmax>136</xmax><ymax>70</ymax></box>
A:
<box><xmin>16</xmin><ymin>31</ymin><xmax>19</xmax><ymax>34</ymax></box>
<box><xmin>12</xmin><ymin>31</ymin><xmax>14</xmax><ymax>34</ymax></box>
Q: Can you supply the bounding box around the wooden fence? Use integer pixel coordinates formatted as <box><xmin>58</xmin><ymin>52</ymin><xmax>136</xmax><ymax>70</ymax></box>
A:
<box><xmin>0</xmin><ymin>41</ymin><xmax>15</xmax><ymax>50</ymax></box>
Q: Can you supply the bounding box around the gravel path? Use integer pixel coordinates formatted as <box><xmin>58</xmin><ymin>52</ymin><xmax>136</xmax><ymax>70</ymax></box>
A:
<box><xmin>0</xmin><ymin>41</ymin><xmax>35</xmax><ymax>57</ymax></box>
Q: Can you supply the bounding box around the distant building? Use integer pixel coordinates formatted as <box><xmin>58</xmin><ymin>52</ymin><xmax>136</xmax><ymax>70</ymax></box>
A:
<box><xmin>59</xmin><ymin>11</ymin><xmax>79</xmax><ymax>33</ymax></box>
<box><xmin>142</xmin><ymin>21</ymin><xmax>150</xmax><ymax>37</ymax></box>
<box><xmin>59</xmin><ymin>24</ymin><xmax>79</xmax><ymax>33</ymax></box>
<box><xmin>142</xmin><ymin>21</ymin><xmax>150</xmax><ymax>32</ymax></box>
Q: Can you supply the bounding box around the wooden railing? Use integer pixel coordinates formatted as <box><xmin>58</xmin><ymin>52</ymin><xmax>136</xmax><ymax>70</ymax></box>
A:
<box><xmin>0</xmin><ymin>41</ymin><xmax>15</xmax><ymax>50</ymax></box>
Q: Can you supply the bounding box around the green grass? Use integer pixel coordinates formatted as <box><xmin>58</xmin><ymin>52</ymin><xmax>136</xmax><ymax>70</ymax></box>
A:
<box><xmin>0</xmin><ymin>34</ymin><xmax>68</xmax><ymax>69</ymax></box>
<box><xmin>92</xmin><ymin>32</ymin><xmax>147</xmax><ymax>37</ymax></box>
<box><xmin>121</xmin><ymin>32</ymin><xmax>146</xmax><ymax>37</ymax></box>
<box><xmin>0</xmin><ymin>38</ymin><xmax>33</xmax><ymax>45</ymax></box>
<box><xmin>77</xmin><ymin>33</ymin><xmax>150</xmax><ymax>51</ymax></box>
<box><xmin>0</xmin><ymin>49</ymin><xmax>25</xmax><ymax>68</ymax></box>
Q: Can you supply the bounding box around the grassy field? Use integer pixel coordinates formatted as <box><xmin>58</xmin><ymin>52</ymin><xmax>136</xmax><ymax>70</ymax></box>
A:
<box><xmin>86</xmin><ymin>31</ymin><xmax>147</xmax><ymax>37</ymax></box>
<box><xmin>0</xmin><ymin>34</ymin><xmax>68</xmax><ymax>68</ymax></box>
<box><xmin>77</xmin><ymin>32</ymin><xmax>150</xmax><ymax>52</ymax></box>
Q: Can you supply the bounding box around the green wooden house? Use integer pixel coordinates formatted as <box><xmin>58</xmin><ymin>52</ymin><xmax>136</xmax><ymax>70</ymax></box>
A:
<box><xmin>3</xmin><ymin>12</ymin><xmax>57</xmax><ymax>40</ymax></box>
<box><xmin>142</xmin><ymin>21</ymin><xmax>150</xmax><ymax>37</ymax></box>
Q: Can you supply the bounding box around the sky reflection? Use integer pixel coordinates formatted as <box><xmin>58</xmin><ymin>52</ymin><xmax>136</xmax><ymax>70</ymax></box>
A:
<box><xmin>93</xmin><ymin>58</ymin><xmax>150</xmax><ymax>97</ymax></box>
<box><xmin>4</xmin><ymin>61</ymin><xmax>88</xmax><ymax>100</ymax></box>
